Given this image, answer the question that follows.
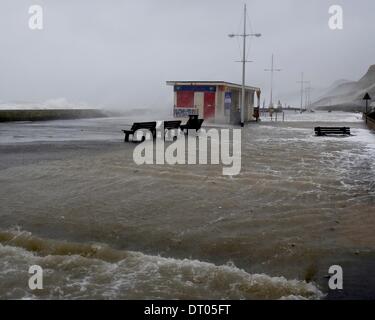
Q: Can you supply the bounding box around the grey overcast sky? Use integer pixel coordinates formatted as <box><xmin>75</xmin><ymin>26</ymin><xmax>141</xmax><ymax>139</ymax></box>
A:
<box><xmin>1</xmin><ymin>0</ymin><xmax>374</xmax><ymax>109</ymax></box>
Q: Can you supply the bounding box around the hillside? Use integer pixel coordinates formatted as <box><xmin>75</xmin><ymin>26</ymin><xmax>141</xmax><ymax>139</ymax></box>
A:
<box><xmin>312</xmin><ymin>65</ymin><xmax>375</xmax><ymax>112</ymax></box>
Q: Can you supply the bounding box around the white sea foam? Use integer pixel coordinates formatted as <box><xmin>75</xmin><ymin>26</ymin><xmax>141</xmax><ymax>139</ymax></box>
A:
<box><xmin>0</xmin><ymin>234</ymin><xmax>324</xmax><ymax>300</ymax></box>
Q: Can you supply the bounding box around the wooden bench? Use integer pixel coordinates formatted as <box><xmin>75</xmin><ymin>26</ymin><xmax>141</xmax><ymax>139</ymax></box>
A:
<box><xmin>162</xmin><ymin>120</ymin><xmax>182</xmax><ymax>141</ymax></box>
<box><xmin>180</xmin><ymin>115</ymin><xmax>204</xmax><ymax>134</ymax></box>
<box><xmin>164</xmin><ymin>120</ymin><xmax>182</xmax><ymax>131</ymax></box>
<box><xmin>122</xmin><ymin>122</ymin><xmax>157</xmax><ymax>142</ymax></box>
<box><xmin>314</xmin><ymin>127</ymin><xmax>351</xmax><ymax>136</ymax></box>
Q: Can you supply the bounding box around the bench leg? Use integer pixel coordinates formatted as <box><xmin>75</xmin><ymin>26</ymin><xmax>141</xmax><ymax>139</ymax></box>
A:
<box><xmin>124</xmin><ymin>133</ymin><xmax>130</xmax><ymax>142</ymax></box>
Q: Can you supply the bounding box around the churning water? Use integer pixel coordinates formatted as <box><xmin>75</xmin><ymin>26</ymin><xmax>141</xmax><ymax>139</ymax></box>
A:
<box><xmin>0</xmin><ymin>111</ymin><xmax>374</xmax><ymax>299</ymax></box>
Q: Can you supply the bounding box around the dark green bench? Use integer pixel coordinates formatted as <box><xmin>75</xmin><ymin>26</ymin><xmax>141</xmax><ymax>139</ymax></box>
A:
<box><xmin>180</xmin><ymin>115</ymin><xmax>204</xmax><ymax>134</ymax></box>
<box><xmin>314</xmin><ymin>127</ymin><xmax>351</xmax><ymax>136</ymax></box>
<box><xmin>122</xmin><ymin>122</ymin><xmax>157</xmax><ymax>142</ymax></box>
<box><xmin>163</xmin><ymin>120</ymin><xmax>182</xmax><ymax>141</ymax></box>
<box><xmin>164</xmin><ymin>120</ymin><xmax>182</xmax><ymax>131</ymax></box>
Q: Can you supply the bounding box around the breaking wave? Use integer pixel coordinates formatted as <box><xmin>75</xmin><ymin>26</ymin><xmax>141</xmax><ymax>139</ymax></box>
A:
<box><xmin>0</xmin><ymin>230</ymin><xmax>324</xmax><ymax>300</ymax></box>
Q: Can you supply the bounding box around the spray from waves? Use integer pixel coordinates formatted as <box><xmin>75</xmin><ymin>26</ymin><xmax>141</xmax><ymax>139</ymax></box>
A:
<box><xmin>0</xmin><ymin>230</ymin><xmax>324</xmax><ymax>300</ymax></box>
<box><xmin>0</xmin><ymin>98</ymin><xmax>95</xmax><ymax>111</ymax></box>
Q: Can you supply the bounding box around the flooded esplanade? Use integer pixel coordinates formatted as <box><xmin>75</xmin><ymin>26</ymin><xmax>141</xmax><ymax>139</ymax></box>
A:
<box><xmin>0</xmin><ymin>111</ymin><xmax>374</xmax><ymax>299</ymax></box>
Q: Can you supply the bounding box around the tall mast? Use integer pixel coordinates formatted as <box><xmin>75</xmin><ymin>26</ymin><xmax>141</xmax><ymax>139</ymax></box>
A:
<box><xmin>240</xmin><ymin>4</ymin><xmax>247</xmax><ymax>127</ymax></box>
<box><xmin>228</xmin><ymin>5</ymin><xmax>261</xmax><ymax>126</ymax></box>
<box><xmin>300</xmin><ymin>72</ymin><xmax>304</xmax><ymax>112</ymax></box>
<box><xmin>297</xmin><ymin>73</ymin><xmax>309</xmax><ymax>112</ymax></box>
<box><xmin>265</xmin><ymin>54</ymin><xmax>281</xmax><ymax>108</ymax></box>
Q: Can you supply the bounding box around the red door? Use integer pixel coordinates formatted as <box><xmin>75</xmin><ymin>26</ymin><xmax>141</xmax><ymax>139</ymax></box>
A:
<box><xmin>176</xmin><ymin>91</ymin><xmax>194</xmax><ymax>108</ymax></box>
<box><xmin>204</xmin><ymin>92</ymin><xmax>215</xmax><ymax>119</ymax></box>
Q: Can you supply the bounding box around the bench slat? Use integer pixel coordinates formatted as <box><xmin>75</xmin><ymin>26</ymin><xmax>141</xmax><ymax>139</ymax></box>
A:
<box><xmin>314</xmin><ymin>126</ymin><xmax>350</xmax><ymax>136</ymax></box>
<box><xmin>164</xmin><ymin>121</ymin><xmax>182</xmax><ymax>130</ymax></box>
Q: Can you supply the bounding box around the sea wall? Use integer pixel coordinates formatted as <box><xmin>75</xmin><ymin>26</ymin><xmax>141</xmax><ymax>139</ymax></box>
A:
<box><xmin>365</xmin><ymin>113</ymin><xmax>375</xmax><ymax>131</ymax></box>
<box><xmin>0</xmin><ymin>109</ymin><xmax>107</xmax><ymax>122</ymax></box>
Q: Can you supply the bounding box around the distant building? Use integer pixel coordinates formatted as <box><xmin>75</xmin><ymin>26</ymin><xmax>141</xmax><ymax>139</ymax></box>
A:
<box><xmin>166</xmin><ymin>81</ymin><xmax>261</xmax><ymax>125</ymax></box>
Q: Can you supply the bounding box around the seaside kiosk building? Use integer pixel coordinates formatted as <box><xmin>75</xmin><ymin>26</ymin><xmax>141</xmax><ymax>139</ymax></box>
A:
<box><xmin>166</xmin><ymin>81</ymin><xmax>261</xmax><ymax>125</ymax></box>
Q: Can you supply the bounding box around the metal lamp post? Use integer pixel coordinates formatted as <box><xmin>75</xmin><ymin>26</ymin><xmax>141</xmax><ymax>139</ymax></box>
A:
<box><xmin>297</xmin><ymin>73</ymin><xmax>309</xmax><ymax>113</ymax></box>
<box><xmin>264</xmin><ymin>54</ymin><xmax>282</xmax><ymax>108</ymax></box>
<box><xmin>229</xmin><ymin>4</ymin><xmax>261</xmax><ymax>127</ymax></box>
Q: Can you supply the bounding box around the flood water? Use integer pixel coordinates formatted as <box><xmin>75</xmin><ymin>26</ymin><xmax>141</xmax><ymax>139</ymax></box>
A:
<box><xmin>0</xmin><ymin>111</ymin><xmax>374</xmax><ymax>300</ymax></box>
